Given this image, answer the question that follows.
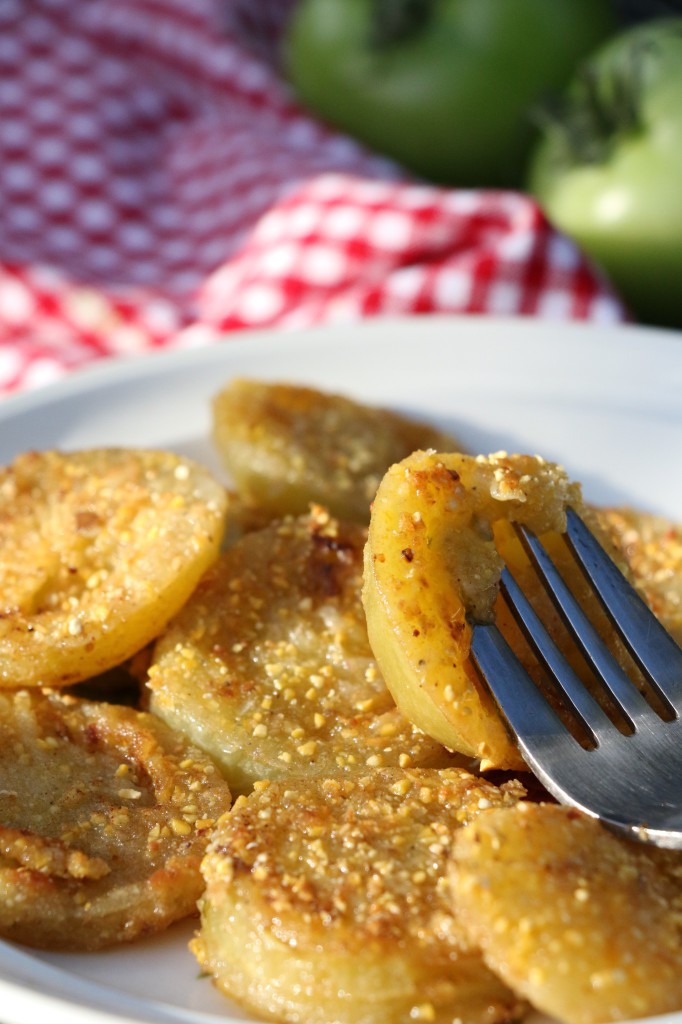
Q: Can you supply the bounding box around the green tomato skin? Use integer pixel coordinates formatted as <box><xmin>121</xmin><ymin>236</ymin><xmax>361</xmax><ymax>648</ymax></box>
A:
<box><xmin>283</xmin><ymin>0</ymin><xmax>616</xmax><ymax>188</ymax></box>
<box><xmin>528</xmin><ymin>20</ymin><xmax>682</xmax><ymax>330</ymax></box>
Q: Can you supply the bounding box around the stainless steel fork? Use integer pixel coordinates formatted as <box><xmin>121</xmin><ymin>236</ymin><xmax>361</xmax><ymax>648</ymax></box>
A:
<box><xmin>470</xmin><ymin>506</ymin><xmax>682</xmax><ymax>849</ymax></box>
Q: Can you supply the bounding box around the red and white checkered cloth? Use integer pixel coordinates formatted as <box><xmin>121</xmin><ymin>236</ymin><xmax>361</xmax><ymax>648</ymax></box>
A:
<box><xmin>0</xmin><ymin>0</ymin><xmax>627</xmax><ymax>394</ymax></box>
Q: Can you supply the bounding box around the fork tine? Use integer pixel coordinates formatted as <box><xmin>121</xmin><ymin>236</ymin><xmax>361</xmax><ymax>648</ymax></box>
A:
<box><xmin>470</xmin><ymin>620</ymin><xmax>579</xmax><ymax>747</ymax></box>
<box><xmin>499</xmin><ymin>567</ymin><xmax>613</xmax><ymax>741</ymax></box>
<box><xmin>472</xmin><ymin>615</ymin><xmax>682</xmax><ymax>846</ymax></box>
<box><xmin>566</xmin><ymin>506</ymin><xmax>682</xmax><ymax>716</ymax></box>
<box><xmin>469</xmin><ymin>620</ymin><xmax>589</xmax><ymax>794</ymax></box>
<box><xmin>472</xmin><ymin>511</ymin><xmax>682</xmax><ymax>848</ymax></box>
<box><xmin>516</xmin><ymin>522</ymin><xmax>654</xmax><ymax>728</ymax></box>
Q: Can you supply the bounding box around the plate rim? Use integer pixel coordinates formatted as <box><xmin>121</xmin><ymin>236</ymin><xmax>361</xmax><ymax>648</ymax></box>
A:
<box><xmin>0</xmin><ymin>312</ymin><xmax>680</xmax><ymax>419</ymax></box>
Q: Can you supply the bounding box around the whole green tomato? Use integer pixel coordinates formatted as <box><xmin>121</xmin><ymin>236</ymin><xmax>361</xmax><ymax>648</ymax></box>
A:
<box><xmin>528</xmin><ymin>19</ymin><xmax>682</xmax><ymax>329</ymax></box>
<box><xmin>283</xmin><ymin>0</ymin><xmax>616</xmax><ymax>188</ymax></box>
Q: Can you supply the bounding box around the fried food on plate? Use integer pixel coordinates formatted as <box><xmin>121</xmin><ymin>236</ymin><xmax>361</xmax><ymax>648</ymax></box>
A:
<box><xmin>0</xmin><ymin>689</ymin><xmax>231</xmax><ymax>951</ymax></box>
<box><xmin>450</xmin><ymin>802</ymin><xmax>682</xmax><ymax>1024</ymax></box>
<box><xmin>211</xmin><ymin>378</ymin><xmax>458</xmax><ymax>522</ymax></box>
<box><xmin>148</xmin><ymin>507</ymin><xmax>461</xmax><ymax>796</ymax></box>
<box><xmin>362</xmin><ymin>450</ymin><xmax>581</xmax><ymax>770</ymax></box>
<box><xmin>0</xmin><ymin>448</ymin><xmax>227</xmax><ymax>688</ymax></box>
<box><xmin>192</xmin><ymin>768</ymin><xmax>527</xmax><ymax>1024</ymax></box>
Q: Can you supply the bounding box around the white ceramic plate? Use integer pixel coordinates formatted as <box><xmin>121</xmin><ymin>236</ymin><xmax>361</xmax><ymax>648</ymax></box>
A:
<box><xmin>0</xmin><ymin>314</ymin><xmax>680</xmax><ymax>1024</ymax></box>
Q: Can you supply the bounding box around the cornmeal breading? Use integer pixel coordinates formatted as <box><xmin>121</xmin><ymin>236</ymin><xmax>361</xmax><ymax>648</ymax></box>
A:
<box><xmin>362</xmin><ymin>450</ymin><xmax>682</xmax><ymax>770</ymax></box>
<box><xmin>450</xmin><ymin>803</ymin><xmax>682</xmax><ymax>1024</ymax></box>
<box><xmin>0</xmin><ymin>689</ymin><xmax>231</xmax><ymax>951</ymax></box>
<box><xmin>193</xmin><ymin>768</ymin><xmax>527</xmax><ymax>1024</ymax></box>
<box><xmin>147</xmin><ymin>507</ymin><xmax>462</xmax><ymax>796</ymax></box>
<box><xmin>212</xmin><ymin>378</ymin><xmax>459</xmax><ymax>523</ymax></box>
<box><xmin>362</xmin><ymin>450</ymin><xmax>581</xmax><ymax>770</ymax></box>
<box><xmin>1</xmin><ymin>374</ymin><xmax>680</xmax><ymax>1022</ymax></box>
<box><xmin>0</xmin><ymin>448</ymin><xmax>227</xmax><ymax>688</ymax></box>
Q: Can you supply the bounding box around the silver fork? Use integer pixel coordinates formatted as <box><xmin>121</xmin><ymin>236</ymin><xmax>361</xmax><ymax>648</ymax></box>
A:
<box><xmin>470</xmin><ymin>506</ymin><xmax>682</xmax><ymax>849</ymax></box>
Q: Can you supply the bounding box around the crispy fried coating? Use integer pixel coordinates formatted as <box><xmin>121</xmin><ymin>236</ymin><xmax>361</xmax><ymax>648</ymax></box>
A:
<box><xmin>0</xmin><ymin>689</ymin><xmax>231</xmax><ymax>951</ymax></box>
<box><xmin>0</xmin><ymin>448</ymin><xmax>227</xmax><ymax>688</ymax></box>
<box><xmin>450</xmin><ymin>803</ymin><xmax>682</xmax><ymax>1024</ymax></box>
<box><xmin>192</xmin><ymin>768</ymin><xmax>527</xmax><ymax>1024</ymax></box>
<box><xmin>212</xmin><ymin>378</ymin><xmax>458</xmax><ymax>523</ymax></box>
<box><xmin>148</xmin><ymin>507</ymin><xmax>462</xmax><ymax>796</ymax></box>
<box><xmin>363</xmin><ymin>450</ymin><xmax>581</xmax><ymax>770</ymax></box>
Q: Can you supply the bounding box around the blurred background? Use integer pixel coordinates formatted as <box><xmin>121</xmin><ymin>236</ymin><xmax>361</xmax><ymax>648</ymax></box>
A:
<box><xmin>615</xmin><ymin>0</ymin><xmax>682</xmax><ymax>19</ymax></box>
<box><xmin>1</xmin><ymin>0</ymin><xmax>681</xmax><ymax>394</ymax></box>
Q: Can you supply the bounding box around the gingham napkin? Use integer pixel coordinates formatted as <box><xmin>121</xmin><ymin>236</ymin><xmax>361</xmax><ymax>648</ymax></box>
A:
<box><xmin>0</xmin><ymin>0</ymin><xmax>627</xmax><ymax>394</ymax></box>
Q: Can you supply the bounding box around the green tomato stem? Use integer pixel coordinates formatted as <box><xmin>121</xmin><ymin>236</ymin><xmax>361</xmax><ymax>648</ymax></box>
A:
<box><xmin>534</xmin><ymin>37</ymin><xmax>653</xmax><ymax>165</ymax></box>
<box><xmin>368</xmin><ymin>0</ymin><xmax>435</xmax><ymax>47</ymax></box>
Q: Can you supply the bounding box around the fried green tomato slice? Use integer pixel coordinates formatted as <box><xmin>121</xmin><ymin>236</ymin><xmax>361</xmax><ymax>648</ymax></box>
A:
<box><xmin>450</xmin><ymin>803</ymin><xmax>682</xmax><ymax>1024</ymax></box>
<box><xmin>192</xmin><ymin>768</ymin><xmax>527</xmax><ymax>1024</ymax></box>
<box><xmin>211</xmin><ymin>378</ymin><xmax>458</xmax><ymax>523</ymax></box>
<box><xmin>363</xmin><ymin>450</ymin><xmax>581</xmax><ymax>770</ymax></box>
<box><xmin>147</xmin><ymin>507</ymin><xmax>461</xmax><ymax>797</ymax></box>
<box><xmin>0</xmin><ymin>448</ymin><xmax>227</xmax><ymax>688</ymax></box>
<box><xmin>0</xmin><ymin>689</ymin><xmax>231</xmax><ymax>951</ymax></box>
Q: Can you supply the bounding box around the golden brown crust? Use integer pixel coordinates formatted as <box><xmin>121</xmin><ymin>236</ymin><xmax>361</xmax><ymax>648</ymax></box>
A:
<box><xmin>0</xmin><ymin>689</ymin><xmax>231</xmax><ymax>950</ymax></box>
<box><xmin>363</xmin><ymin>450</ymin><xmax>582</xmax><ymax>769</ymax></box>
<box><xmin>212</xmin><ymin>378</ymin><xmax>459</xmax><ymax>523</ymax></box>
<box><xmin>450</xmin><ymin>803</ymin><xmax>682</xmax><ymax>1024</ymax></box>
<box><xmin>148</xmin><ymin>507</ymin><xmax>462</xmax><ymax>796</ymax></box>
<box><xmin>193</xmin><ymin>769</ymin><xmax>527</xmax><ymax>1024</ymax></box>
<box><xmin>0</xmin><ymin>448</ymin><xmax>227</xmax><ymax>688</ymax></box>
